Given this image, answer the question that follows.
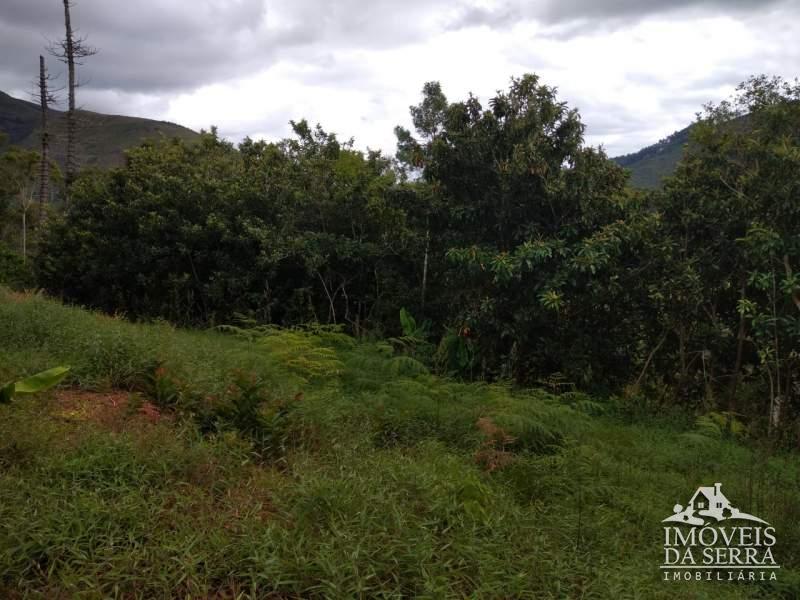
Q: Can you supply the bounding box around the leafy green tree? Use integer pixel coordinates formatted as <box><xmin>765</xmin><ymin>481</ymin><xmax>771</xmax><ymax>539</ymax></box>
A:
<box><xmin>0</xmin><ymin>146</ymin><xmax>41</xmax><ymax>261</ymax></box>
<box><xmin>37</xmin><ymin>131</ymin><xmax>272</xmax><ymax>323</ymax></box>
<box><xmin>239</xmin><ymin>121</ymin><xmax>416</xmax><ymax>332</ymax></box>
<box><xmin>399</xmin><ymin>75</ymin><xmax>633</xmax><ymax>385</ymax></box>
<box><xmin>659</xmin><ymin>75</ymin><xmax>800</xmax><ymax>431</ymax></box>
<box><xmin>37</xmin><ymin>125</ymin><xmax>416</xmax><ymax>330</ymax></box>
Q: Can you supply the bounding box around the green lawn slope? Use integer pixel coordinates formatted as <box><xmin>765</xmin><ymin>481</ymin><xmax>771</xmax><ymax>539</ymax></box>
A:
<box><xmin>0</xmin><ymin>290</ymin><xmax>798</xmax><ymax>598</ymax></box>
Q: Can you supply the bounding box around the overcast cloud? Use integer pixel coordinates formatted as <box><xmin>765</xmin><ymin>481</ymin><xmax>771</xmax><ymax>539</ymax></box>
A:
<box><xmin>1</xmin><ymin>0</ymin><xmax>797</xmax><ymax>156</ymax></box>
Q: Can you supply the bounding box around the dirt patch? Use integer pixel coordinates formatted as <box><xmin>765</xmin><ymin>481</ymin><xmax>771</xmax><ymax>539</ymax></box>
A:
<box><xmin>0</xmin><ymin>290</ymin><xmax>34</xmax><ymax>303</ymax></box>
<box><xmin>53</xmin><ymin>389</ymin><xmax>170</xmax><ymax>431</ymax></box>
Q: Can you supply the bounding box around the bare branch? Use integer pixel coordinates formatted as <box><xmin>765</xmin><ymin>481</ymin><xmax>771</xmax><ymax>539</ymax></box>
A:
<box><xmin>49</xmin><ymin>0</ymin><xmax>99</xmax><ymax>196</ymax></box>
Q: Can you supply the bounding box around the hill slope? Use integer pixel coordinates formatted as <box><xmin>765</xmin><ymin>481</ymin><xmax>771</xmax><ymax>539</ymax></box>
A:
<box><xmin>0</xmin><ymin>90</ymin><xmax>199</xmax><ymax>169</ymax></box>
<box><xmin>1</xmin><ymin>289</ymin><xmax>798</xmax><ymax>598</ymax></box>
<box><xmin>612</xmin><ymin>125</ymin><xmax>691</xmax><ymax>189</ymax></box>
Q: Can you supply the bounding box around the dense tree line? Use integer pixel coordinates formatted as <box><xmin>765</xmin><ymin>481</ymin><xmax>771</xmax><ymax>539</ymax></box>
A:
<box><xmin>2</xmin><ymin>73</ymin><xmax>800</xmax><ymax>440</ymax></box>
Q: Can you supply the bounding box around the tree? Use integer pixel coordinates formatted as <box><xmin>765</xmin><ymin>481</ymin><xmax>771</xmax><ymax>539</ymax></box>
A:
<box><xmin>400</xmin><ymin>75</ymin><xmax>632</xmax><ymax>384</ymax></box>
<box><xmin>49</xmin><ymin>0</ymin><xmax>96</xmax><ymax>200</ymax></box>
<box><xmin>0</xmin><ymin>147</ymin><xmax>39</xmax><ymax>261</ymax></box>
<box><xmin>36</xmin><ymin>55</ymin><xmax>58</xmax><ymax>217</ymax></box>
<box><xmin>36</xmin><ymin>126</ymin><xmax>414</xmax><ymax>330</ymax></box>
<box><xmin>395</xmin><ymin>82</ymin><xmax>450</xmax><ymax>314</ymax></box>
<box><xmin>662</xmin><ymin>75</ymin><xmax>800</xmax><ymax>433</ymax></box>
<box><xmin>242</xmin><ymin>121</ymin><xmax>413</xmax><ymax>331</ymax></box>
<box><xmin>38</xmin><ymin>132</ymin><xmax>258</xmax><ymax>323</ymax></box>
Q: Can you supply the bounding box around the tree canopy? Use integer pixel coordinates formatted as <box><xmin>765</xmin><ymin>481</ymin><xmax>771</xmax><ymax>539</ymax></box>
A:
<box><xmin>1</xmin><ymin>72</ymin><xmax>796</xmax><ymax>441</ymax></box>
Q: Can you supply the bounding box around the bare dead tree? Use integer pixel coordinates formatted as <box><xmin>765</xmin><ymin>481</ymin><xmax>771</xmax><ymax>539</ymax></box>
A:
<box><xmin>48</xmin><ymin>0</ymin><xmax>96</xmax><ymax>203</ymax></box>
<box><xmin>35</xmin><ymin>55</ymin><xmax>59</xmax><ymax>219</ymax></box>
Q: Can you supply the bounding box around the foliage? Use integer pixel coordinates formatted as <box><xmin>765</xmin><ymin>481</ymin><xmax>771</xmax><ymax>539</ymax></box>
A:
<box><xmin>37</xmin><ymin>125</ymin><xmax>416</xmax><ymax>330</ymax></box>
<box><xmin>434</xmin><ymin>327</ymin><xmax>477</xmax><ymax>377</ymax></box>
<box><xmin>0</xmin><ymin>242</ymin><xmax>33</xmax><ymax>289</ymax></box>
<box><xmin>10</xmin><ymin>71</ymin><xmax>800</xmax><ymax>439</ymax></box>
<box><xmin>0</xmin><ymin>145</ymin><xmax>51</xmax><ymax>261</ymax></box>
<box><xmin>198</xmin><ymin>371</ymin><xmax>299</xmax><ymax>461</ymax></box>
<box><xmin>0</xmin><ymin>365</ymin><xmax>70</xmax><ymax>404</ymax></box>
<box><xmin>654</xmin><ymin>75</ymin><xmax>800</xmax><ymax>432</ymax></box>
<box><xmin>1</xmin><ymin>291</ymin><xmax>799</xmax><ymax>598</ymax></box>
<box><xmin>399</xmin><ymin>74</ymin><xmax>634</xmax><ymax>385</ymax></box>
<box><xmin>387</xmin><ymin>307</ymin><xmax>434</xmax><ymax>367</ymax></box>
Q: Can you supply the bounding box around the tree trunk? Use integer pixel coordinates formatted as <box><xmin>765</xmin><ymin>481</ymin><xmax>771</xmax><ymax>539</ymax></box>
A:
<box><xmin>634</xmin><ymin>330</ymin><xmax>668</xmax><ymax>391</ymax></box>
<box><xmin>421</xmin><ymin>222</ymin><xmax>430</xmax><ymax>314</ymax></box>
<box><xmin>727</xmin><ymin>282</ymin><xmax>747</xmax><ymax>413</ymax></box>
<box><xmin>770</xmin><ymin>395</ymin><xmax>783</xmax><ymax>434</ymax></box>
<box><xmin>38</xmin><ymin>55</ymin><xmax>50</xmax><ymax>218</ymax></box>
<box><xmin>22</xmin><ymin>207</ymin><xmax>27</xmax><ymax>262</ymax></box>
<box><xmin>769</xmin><ymin>268</ymin><xmax>782</xmax><ymax>434</ymax></box>
<box><xmin>50</xmin><ymin>1</ymin><xmax>96</xmax><ymax>202</ymax></box>
<box><xmin>677</xmin><ymin>324</ymin><xmax>689</xmax><ymax>403</ymax></box>
<box><xmin>63</xmin><ymin>0</ymin><xmax>77</xmax><ymax>199</ymax></box>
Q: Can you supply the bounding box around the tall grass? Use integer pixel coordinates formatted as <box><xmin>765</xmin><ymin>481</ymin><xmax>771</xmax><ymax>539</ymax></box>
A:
<box><xmin>0</xmin><ymin>289</ymin><xmax>798</xmax><ymax>598</ymax></box>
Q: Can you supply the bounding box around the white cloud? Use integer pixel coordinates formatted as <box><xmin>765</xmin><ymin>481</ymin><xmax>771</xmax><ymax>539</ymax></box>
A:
<box><xmin>1</xmin><ymin>0</ymin><xmax>798</xmax><ymax>156</ymax></box>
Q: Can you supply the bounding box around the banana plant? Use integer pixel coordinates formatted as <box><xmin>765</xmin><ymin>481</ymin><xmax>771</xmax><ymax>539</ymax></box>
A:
<box><xmin>0</xmin><ymin>366</ymin><xmax>70</xmax><ymax>404</ymax></box>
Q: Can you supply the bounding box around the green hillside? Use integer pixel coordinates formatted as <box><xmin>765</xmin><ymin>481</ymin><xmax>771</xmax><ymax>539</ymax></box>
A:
<box><xmin>612</xmin><ymin>125</ymin><xmax>691</xmax><ymax>189</ymax></box>
<box><xmin>0</xmin><ymin>290</ymin><xmax>798</xmax><ymax>598</ymax></box>
<box><xmin>1</xmin><ymin>84</ymin><xmax>689</xmax><ymax>190</ymax></box>
<box><xmin>0</xmin><ymin>90</ymin><xmax>199</xmax><ymax>169</ymax></box>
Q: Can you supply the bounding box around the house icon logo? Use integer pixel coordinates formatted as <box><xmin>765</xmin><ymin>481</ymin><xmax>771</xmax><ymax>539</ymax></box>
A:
<box><xmin>661</xmin><ymin>482</ymin><xmax>778</xmax><ymax>583</ymax></box>
<box><xmin>662</xmin><ymin>482</ymin><xmax>768</xmax><ymax>527</ymax></box>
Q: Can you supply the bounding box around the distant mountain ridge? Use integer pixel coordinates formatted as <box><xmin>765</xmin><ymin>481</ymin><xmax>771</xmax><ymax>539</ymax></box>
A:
<box><xmin>612</xmin><ymin>125</ymin><xmax>692</xmax><ymax>189</ymax></box>
<box><xmin>0</xmin><ymin>90</ymin><xmax>199</xmax><ymax>170</ymax></box>
<box><xmin>1</xmin><ymin>86</ymin><xmax>687</xmax><ymax>188</ymax></box>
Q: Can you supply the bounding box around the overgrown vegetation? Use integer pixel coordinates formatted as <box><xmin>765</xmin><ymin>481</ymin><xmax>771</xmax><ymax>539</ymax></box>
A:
<box><xmin>2</xmin><ymin>73</ymin><xmax>795</xmax><ymax>439</ymax></box>
<box><xmin>2</xmin><ymin>68</ymin><xmax>800</xmax><ymax>596</ymax></box>
<box><xmin>1</xmin><ymin>290</ymin><xmax>798</xmax><ymax>597</ymax></box>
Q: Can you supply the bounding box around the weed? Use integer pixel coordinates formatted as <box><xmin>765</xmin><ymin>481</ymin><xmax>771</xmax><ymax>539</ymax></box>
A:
<box><xmin>0</xmin><ymin>291</ymin><xmax>798</xmax><ymax>598</ymax></box>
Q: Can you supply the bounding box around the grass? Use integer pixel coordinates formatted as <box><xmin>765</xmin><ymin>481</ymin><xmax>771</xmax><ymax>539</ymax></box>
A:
<box><xmin>0</xmin><ymin>289</ymin><xmax>799</xmax><ymax>598</ymax></box>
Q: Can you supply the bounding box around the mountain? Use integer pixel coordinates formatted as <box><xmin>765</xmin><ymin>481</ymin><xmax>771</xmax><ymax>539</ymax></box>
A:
<box><xmin>0</xmin><ymin>90</ymin><xmax>199</xmax><ymax>170</ymax></box>
<box><xmin>0</xmin><ymin>86</ymin><xmax>692</xmax><ymax>189</ymax></box>
<box><xmin>612</xmin><ymin>125</ymin><xmax>691</xmax><ymax>189</ymax></box>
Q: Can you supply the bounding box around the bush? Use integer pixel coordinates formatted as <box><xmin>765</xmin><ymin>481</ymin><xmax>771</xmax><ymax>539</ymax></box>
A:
<box><xmin>0</xmin><ymin>243</ymin><xmax>33</xmax><ymax>289</ymax></box>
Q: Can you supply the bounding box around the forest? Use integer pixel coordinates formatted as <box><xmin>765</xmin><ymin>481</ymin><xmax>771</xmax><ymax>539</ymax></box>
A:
<box><xmin>2</xmin><ymin>48</ymin><xmax>800</xmax><ymax>596</ymax></box>
<box><xmin>4</xmin><ymin>73</ymin><xmax>800</xmax><ymax>442</ymax></box>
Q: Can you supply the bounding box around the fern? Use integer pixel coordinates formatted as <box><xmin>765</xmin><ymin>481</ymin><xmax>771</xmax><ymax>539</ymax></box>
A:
<box><xmin>694</xmin><ymin>414</ymin><xmax>723</xmax><ymax>439</ymax></box>
<box><xmin>262</xmin><ymin>331</ymin><xmax>344</xmax><ymax>383</ymax></box>
<box><xmin>679</xmin><ymin>410</ymin><xmax>748</xmax><ymax>446</ymax></box>
<box><xmin>218</xmin><ymin>322</ymin><xmax>349</xmax><ymax>383</ymax></box>
<box><xmin>493</xmin><ymin>412</ymin><xmax>565</xmax><ymax>455</ymax></box>
<box><xmin>387</xmin><ymin>356</ymin><xmax>430</xmax><ymax>377</ymax></box>
<box><xmin>558</xmin><ymin>391</ymin><xmax>606</xmax><ymax>416</ymax></box>
<box><xmin>535</xmin><ymin>372</ymin><xmax>576</xmax><ymax>395</ymax></box>
<box><xmin>678</xmin><ymin>431</ymin><xmax>720</xmax><ymax>446</ymax></box>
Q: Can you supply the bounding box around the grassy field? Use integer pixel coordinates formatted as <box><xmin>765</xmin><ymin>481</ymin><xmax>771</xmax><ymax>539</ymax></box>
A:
<box><xmin>0</xmin><ymin>289</ymin><xmax>798</xmax><ymax>598</ymax></box>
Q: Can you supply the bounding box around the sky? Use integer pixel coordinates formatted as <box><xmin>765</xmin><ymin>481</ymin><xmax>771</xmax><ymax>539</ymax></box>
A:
<box><xmin>0</xmin><ymin>0</ymin><xmax>798</xmax><ymax>157</ymax></box>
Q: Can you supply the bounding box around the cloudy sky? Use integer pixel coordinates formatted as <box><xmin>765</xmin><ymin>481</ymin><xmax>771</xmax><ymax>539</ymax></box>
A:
<box><xmin>1</xmin><ymin>0</ymin><xmax>798</xmax><ymax>156</ymax></box>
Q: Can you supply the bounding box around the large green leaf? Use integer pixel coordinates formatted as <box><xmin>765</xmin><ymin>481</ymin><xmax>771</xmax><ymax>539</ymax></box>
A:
<box><xmin>399</xmin><ymin>308</ymin><xmax>417</xmax><ymax>337</ymax></box>
<box><xmin>12</xmin><ymin>366</ymin><xmax>71</xmax><ymax>395</ymax></box>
